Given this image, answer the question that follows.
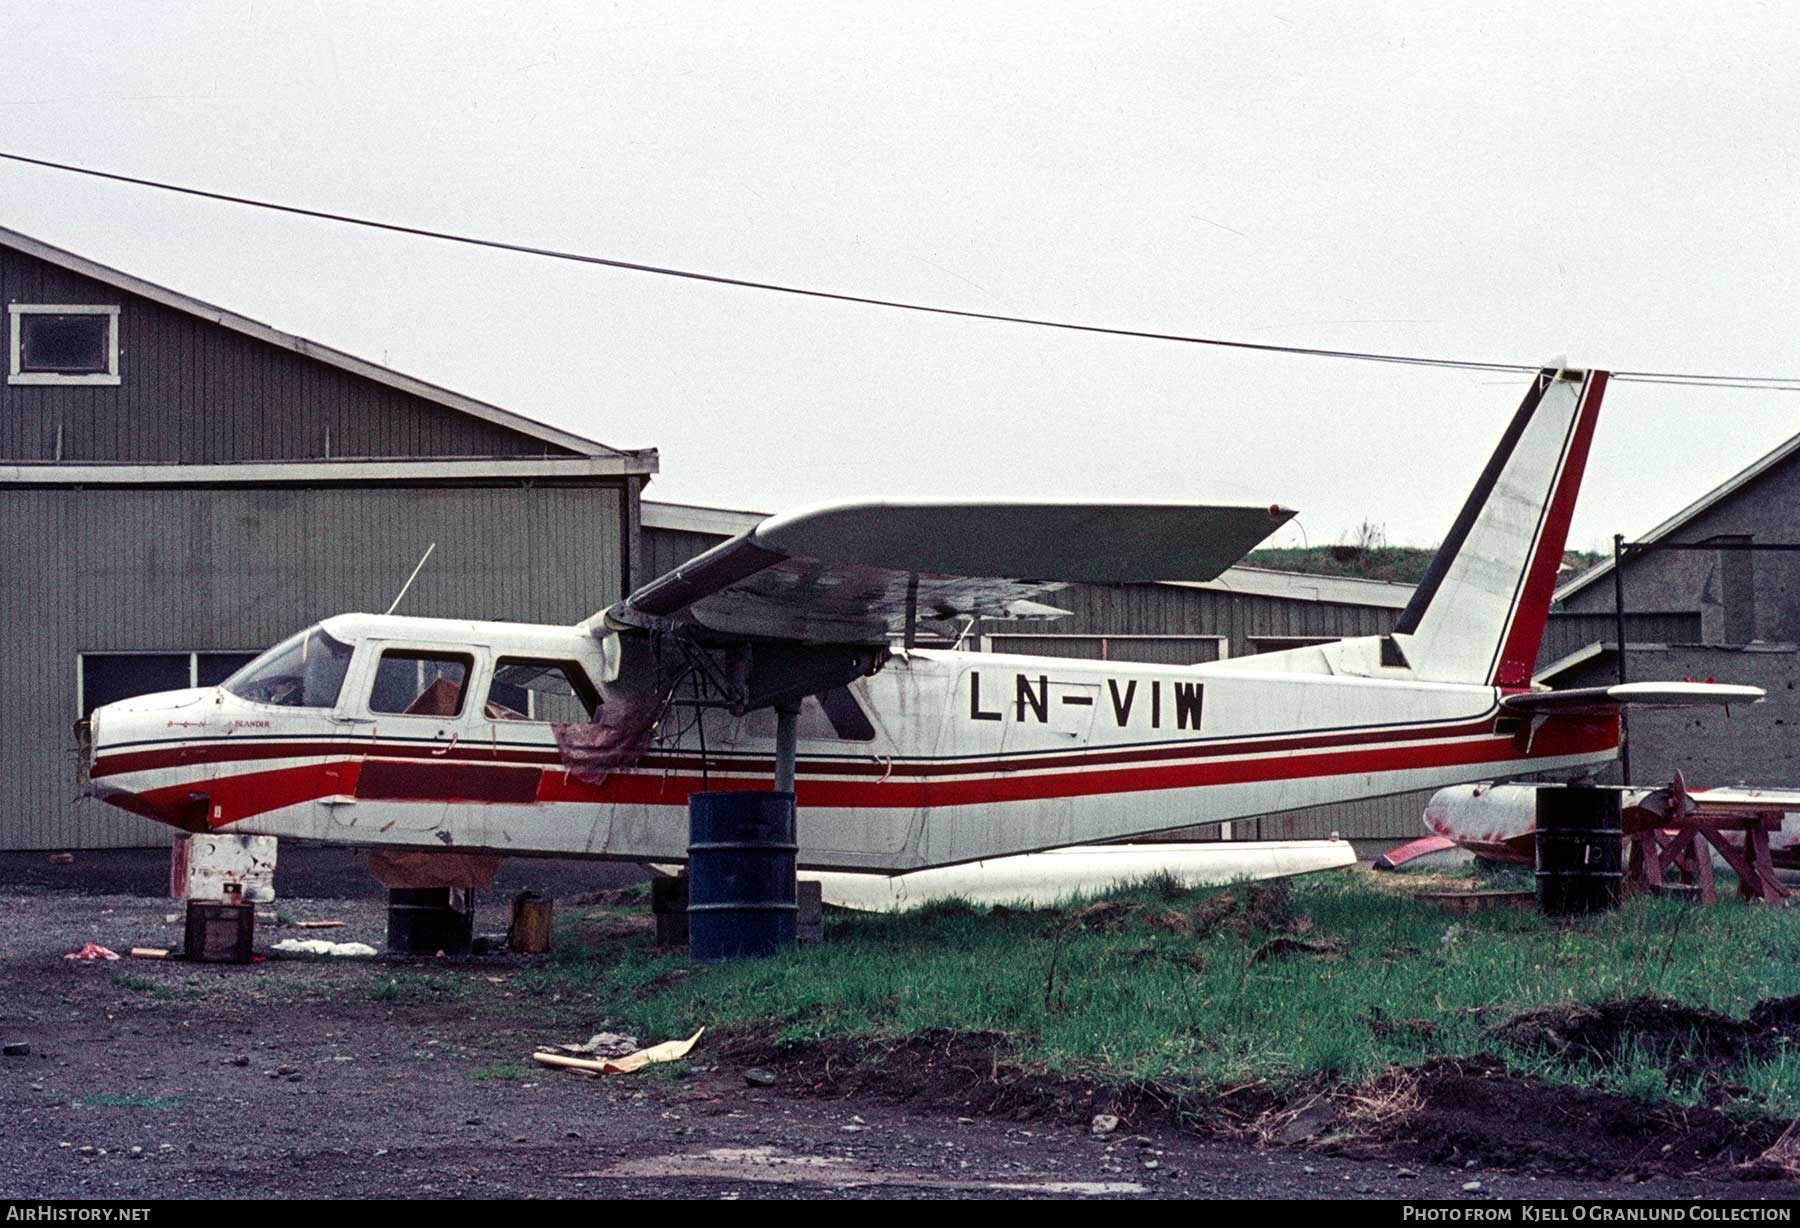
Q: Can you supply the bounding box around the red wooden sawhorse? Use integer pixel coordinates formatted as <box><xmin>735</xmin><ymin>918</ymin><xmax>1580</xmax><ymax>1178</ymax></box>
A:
<box><xmin>1626</xmin><ymin>808</ymin><xmax>1790</xmax><ymax>905</ymax></box>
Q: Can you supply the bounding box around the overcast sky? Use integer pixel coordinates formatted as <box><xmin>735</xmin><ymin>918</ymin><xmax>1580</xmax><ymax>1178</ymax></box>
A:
<box><xmin>3</xmin><ymin>2</ymin><xmax>1797</xmax><ymax>551</ymax></box>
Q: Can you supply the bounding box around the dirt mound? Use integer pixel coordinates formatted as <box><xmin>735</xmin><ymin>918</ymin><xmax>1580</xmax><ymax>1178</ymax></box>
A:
<box><xmin>1488</xmin><ymin>998</ymin><xmax>1758</xmax><ymax>1063</ymax></box>
<box><xmin>1749</xmin><ymin>995</ymin><xmax>1800</xmax><ymax>1032</ymax></box>
<box><xmin>1488</xmin><ymin>994</ymin><xmax>1800</xmax><ymax>1069</ymax></box>
<box><xmin>1334</xmin><ymin>1056</ymin><xmax>1781</xmax><ymax>1181</ymax></box>
<box><xmin>719</xmin><ymin>1029</ymin><xmax>1127</xmax><ymax>1126</ymax></box>
<box><xmin>718</xmin><ymin>1030</ymin><xmax>1786</xmax><ymax>1181</ymax></box>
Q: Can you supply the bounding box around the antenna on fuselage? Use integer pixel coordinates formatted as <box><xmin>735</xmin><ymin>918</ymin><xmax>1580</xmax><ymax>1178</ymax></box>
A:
<box><xmin>385</xmin><ymin>543</ymin><xmax>438</xmax><ymax>616</ymax></box>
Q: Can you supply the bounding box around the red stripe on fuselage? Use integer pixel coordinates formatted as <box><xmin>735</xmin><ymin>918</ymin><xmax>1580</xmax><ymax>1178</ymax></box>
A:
<box><xmin>90</xmin><ymin>738</ymin><xmax>562</xmax><ymax>780</ymax></box>
<box><xmin>106</xmin><ymin>715</ymin><xmax>1618</xmax><ymax>830</ymax></box>
<box><xmin>91</xmin><ymin>710</ymin><xmax>1510</xmax><ymax>783</ymax></box>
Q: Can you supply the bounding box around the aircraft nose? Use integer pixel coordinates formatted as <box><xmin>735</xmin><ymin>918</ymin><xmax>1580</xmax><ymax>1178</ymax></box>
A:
<box><xmin>84</xmin><ymin>691</ymin><xmax>219</xmax><ymax>831</ymax></box>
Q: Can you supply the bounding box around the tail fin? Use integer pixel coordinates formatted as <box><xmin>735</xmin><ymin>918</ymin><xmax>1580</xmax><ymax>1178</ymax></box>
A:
<box><xmin>1392</xmin><ymin>366</ymin><xmax>1609</xmax><ymax>687</ymax></box>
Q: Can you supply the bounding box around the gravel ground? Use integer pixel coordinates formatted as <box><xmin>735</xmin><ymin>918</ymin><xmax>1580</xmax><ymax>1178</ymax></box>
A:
<box><xmin>0</xmin><ymin>851</ymin><xmax>1791</xmax><ymax>1200</ymax></box>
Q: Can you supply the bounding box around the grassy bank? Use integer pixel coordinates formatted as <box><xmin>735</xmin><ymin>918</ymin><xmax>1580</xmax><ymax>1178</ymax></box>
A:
<box><xmin>508</xmin><ymin>871</ymin><xmax>1800</xmax><ymax>1116</ymax></box>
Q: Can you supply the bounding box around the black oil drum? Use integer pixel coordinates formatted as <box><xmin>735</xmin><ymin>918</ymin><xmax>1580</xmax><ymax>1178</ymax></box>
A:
<box><xmin>1535</xmin><ymin>786</ymin><xmax>1624</xmax><ymax>916</ymax></box>
<box><xmin>184</xmin><ymin>901</ymin><xmax>254</xmax><ymax>964</ymax></box>
<box><xmin>386</xmin><ymin>887</ymin><xmax>473</xmax><ymax>955</ymax></box>
<box><xmin>687</xmin><ymin>791</ymin><xmax>798</xmax><ymax>962</ymax></box>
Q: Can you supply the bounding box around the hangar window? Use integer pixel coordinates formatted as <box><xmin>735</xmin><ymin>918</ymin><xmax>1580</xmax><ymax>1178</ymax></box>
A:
<box><xmin>485</xmin><ymin>658</ymin><xmax>599</xmax><ymax>723</ymax></box>
<box><xmin>370</xmin><ymin>650</ymin><xmax>472</xmax><ymax>717</ymax></box>
<box><xmin>8</xmin><ymin>305</ymin><xmax>120</xmax><ymax>385</ymax></box>
<box><xmin>80</xmin><ymin>654</ymin><xmax>191</xmax><ymax>719</ymax></box>
<box><xmin>79</xmin><ymin>650</ymin><xmax>266</xmax><ymax>718</ymax></box>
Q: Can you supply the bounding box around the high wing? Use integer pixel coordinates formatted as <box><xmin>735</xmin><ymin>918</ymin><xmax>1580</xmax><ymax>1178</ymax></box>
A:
<box><xmin>1500</xmin><ymin>681</ymin><xmax>1765</xmax><ymax>714</ymax></box>
<box><xmin>604</xmin><ymin>498</ymin><xmax>1295</xmax><ymax>644</ymax></box>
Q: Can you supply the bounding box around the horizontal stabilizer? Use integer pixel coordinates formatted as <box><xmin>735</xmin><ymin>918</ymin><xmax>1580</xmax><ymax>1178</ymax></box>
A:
<box><xmin>1500</xmin><ymin>681</ymin><xmax>1765</xmax><ymax>714</ymax></box>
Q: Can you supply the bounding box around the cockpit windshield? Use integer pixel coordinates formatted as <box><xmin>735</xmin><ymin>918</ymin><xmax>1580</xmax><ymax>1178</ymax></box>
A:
<box><xmin>222</xmin><ymin>626</ymin><xmax>354</xmax><ymax>708</ymax></box>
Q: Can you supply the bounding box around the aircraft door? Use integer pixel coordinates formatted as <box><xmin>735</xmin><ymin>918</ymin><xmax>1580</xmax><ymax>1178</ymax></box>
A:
<box><xmin>349</xmin><ymin>643</ymin><xmax>483</xmax><ymax>832</ymax></box>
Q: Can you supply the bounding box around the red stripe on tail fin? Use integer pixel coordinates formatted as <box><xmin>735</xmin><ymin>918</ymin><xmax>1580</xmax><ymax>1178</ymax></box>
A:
<box><xmin>1491</xmin><ymin>370</ymin><xmax>1608</xmax><ymax>686</ymax></box>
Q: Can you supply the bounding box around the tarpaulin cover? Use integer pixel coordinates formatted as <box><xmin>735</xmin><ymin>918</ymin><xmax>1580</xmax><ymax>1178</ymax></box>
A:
<box><xmin>553</xmin><ymin>690</ymin><xmax>662</xmax><ymax>785</ymax></box>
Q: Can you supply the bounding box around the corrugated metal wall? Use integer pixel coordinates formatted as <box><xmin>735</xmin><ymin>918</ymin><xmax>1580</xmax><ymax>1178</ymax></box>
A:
<box><xmin>990</xmin><ymin>582</ymin><xmax>1396</xmax><ymax>660</ymax></box>
<box><xmin>1539</xmin><ymin>611</ymin><xmax>1702</xmax><ymax>666</ymax></box>
<box><xmin>640</xmin><ymin>525</ymin><xmax>726</xmax><ymax>587</ymax></box>
<box><xmin>986</xmin><ymin>633</ymin><xmax>1224</xmax><ymax>665</ymax></box>
<box><xmin>0</xmin><ymin>244</ymin><xmax>573</xmax><ymax>463</ymax></box>
<box><xmin>1</xmin><ymin>483</ymin><xmax>624</xmax><ymax>849</ymax></box>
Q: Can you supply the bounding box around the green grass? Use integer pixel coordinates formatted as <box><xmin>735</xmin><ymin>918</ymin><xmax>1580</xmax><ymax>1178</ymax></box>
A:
<box><xmin>368</xmin><ymin>973</ymin><xmax>461</xmax><ymax>1003</ymax></box>
<box><xmin>507</xmin><ymin>874</ymin><xmax>1800</xmax><ymax>1109</ymax></box>
<box><xmin>1732</xmin><ymin>1051</ymin><xmax>1800</xmax><ymax>1120</ymax></box>
<box><xmin>1244</xmin><ymin>546</ymin><xmax>1605</xmax><ymax>586</ymax></box>
<box><xmin>110</xmin><ymin>971</ymin><xmax>174</xmax><ymax>999</ymax></box>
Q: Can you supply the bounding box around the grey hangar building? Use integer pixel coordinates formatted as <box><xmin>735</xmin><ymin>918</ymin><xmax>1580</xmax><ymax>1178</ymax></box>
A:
<box><xmin>3</xmin><ymin>224</ymin><xmax>1795</xmax><ymax>854</ymax></box>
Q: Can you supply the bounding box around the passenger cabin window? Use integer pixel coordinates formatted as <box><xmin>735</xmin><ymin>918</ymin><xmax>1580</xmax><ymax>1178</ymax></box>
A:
<box><xmin>8</xmin><ymin>305</ymin><xmax>121</xmax><ymax>385</ymax></box>
<box><xmin>370</xmin><ymin>650</ymin><xmax>472</xmax><ymax>717</ymax></box>
<box><xmin>485</xmin><ymin>658</ymin><xmax>599</xmax><ymax>723</ymax></box>
<box><xmin>222</xmin><ymin>628</ymin><xmax>354</xmax><ymax>708</ymax></box>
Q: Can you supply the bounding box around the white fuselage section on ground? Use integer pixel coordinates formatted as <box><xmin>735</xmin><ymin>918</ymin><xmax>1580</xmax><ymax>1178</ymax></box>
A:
<box><xmin>88</xmin><ymin>614</ymin><xmax>1618</xmax><ymax>872</ymax></box>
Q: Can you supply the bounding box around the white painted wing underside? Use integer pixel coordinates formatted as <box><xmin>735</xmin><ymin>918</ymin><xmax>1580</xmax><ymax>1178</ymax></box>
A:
<box><xmin>607</xmin><ymin>499</ymin><xmax>1295</xmax><ymax>643</ymax></box>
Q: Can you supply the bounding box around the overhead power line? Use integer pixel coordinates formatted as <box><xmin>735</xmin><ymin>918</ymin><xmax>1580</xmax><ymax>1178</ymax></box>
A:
<box><xmin>2</xmin><ymin>149</ymin><xmax>1796</xmax><ymax>391</ymax></box>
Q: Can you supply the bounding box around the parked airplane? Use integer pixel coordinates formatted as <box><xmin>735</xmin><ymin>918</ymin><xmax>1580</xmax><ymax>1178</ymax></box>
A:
<box><xmin>1419</xmin><ymin>778</ymin><xmax>1800</xmax><ymax>870</ymax></box>
<box><xmin>84</xmin><ymin>366</ymin><xmax>1762</xmax><ymax>874</ymax></box>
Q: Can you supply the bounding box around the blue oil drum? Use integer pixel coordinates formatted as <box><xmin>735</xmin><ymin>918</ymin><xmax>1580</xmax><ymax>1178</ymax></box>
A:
<box><xmin>1535</xmin><ymin>786</ymin><xmax>1623</xmax><ymax>916</ymax></box>
<box><xmin>687</xmin><ymin>790</ymin><xmax>798</xmax><ymax>962</ymax></box>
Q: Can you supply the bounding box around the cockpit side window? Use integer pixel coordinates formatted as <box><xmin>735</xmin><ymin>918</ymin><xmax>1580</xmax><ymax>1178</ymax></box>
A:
<box><xmin>222</xmin><ymin>627</ymin><xmax>354</xmax><ymax>709</ymax></box>
<box><xmin>485</xmin><ymin>658</ymin><xmax>599</xmax><ymax>723</ymax></box>
<box><xmin>369</xmin><ymin>650</ymin><xmax>473</xmax><ymax>717</ymax></box>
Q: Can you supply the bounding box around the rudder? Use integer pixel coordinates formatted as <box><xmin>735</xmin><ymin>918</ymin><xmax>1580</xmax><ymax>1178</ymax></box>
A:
<box><xmin>1392</xmin><ymin>367</ymin><xmax>1609</xmax><ymax>686</ymax></box>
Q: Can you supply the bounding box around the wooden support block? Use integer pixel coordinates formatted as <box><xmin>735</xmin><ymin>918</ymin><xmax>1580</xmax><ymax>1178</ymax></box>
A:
<box><xmin>651</xmin><ymin>875</ymin><xmax>688</xmax><ymax>915</ymax></box>
<box><xmin>656</xmin><ymin>912</ymin><xmax>689</xmax><ymax>949</ymax></box>
<box><xmin>511</xmin><ymin>895</ymin><xmax>554</xmax><ymax>954</ymax></box>
<box><xmin>652</xmin><ymin>875</ymin><xmax>689</xmax><ymax>949</ymax></box>
<box><xmin>797</xmin><ymin>880</ymin><xmax>822</xmax><ymax>926</ymax></box>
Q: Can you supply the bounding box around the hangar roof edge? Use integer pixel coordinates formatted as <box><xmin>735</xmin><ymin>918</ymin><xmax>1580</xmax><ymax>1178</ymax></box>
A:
<box><xmin>0</xmin><ymin>456</ymin><xmax>643</xmax><ymax>485</ymax></box>
<box><xmin>0</xmin><ymin>225</ymin><xmax>656</xmax><ymax>473</ymax></box>
<box><xmin>1556</xmin><ymin>429</ymin><xmax>1800</xmax><ymax>604</ymax></box>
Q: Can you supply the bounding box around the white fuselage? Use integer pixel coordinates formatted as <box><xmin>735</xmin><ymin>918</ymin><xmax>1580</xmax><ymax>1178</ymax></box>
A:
<box><xmin>87</xmin><ymin>614</ymin><xmax>1619</xmax><ymax>872</ymax></box>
